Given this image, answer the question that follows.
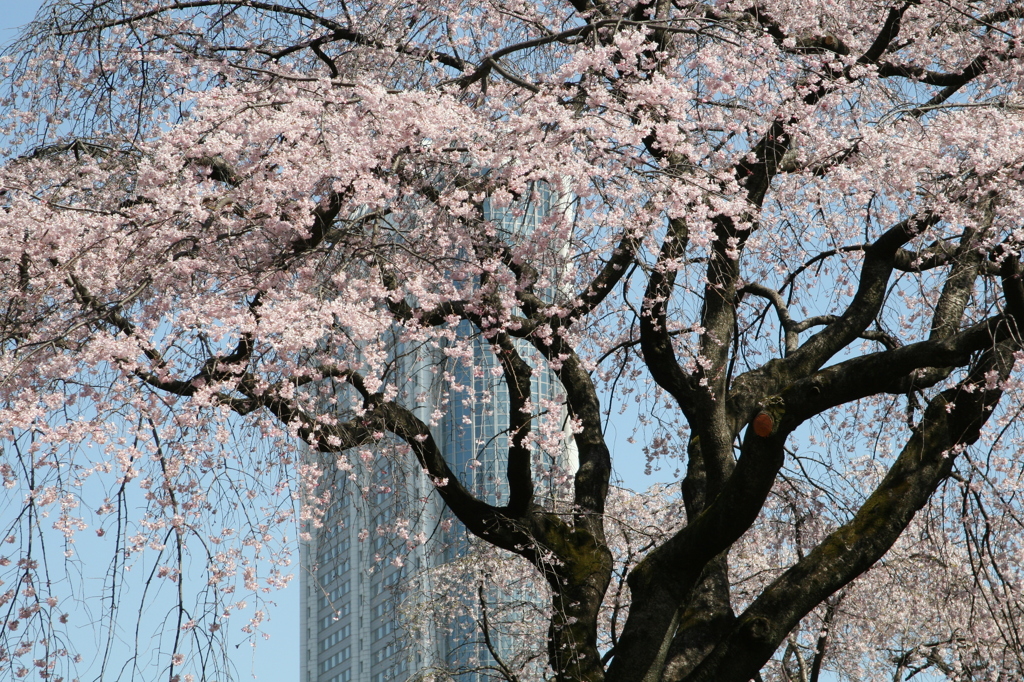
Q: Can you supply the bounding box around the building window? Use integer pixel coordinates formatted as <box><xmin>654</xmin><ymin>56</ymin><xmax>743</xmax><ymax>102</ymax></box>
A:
<box><xmin>318</xmin><ymin>623</ymin><xmax>352</xmax><ymax>652</ymax></box>
<box><xmin>371</xmin><ymin>620</ymin><xmax>394</xmax><ymax>642</ymax></box>
<box><xmin>319</xmin><ymin>579</ymin><xmax>351</xmax><ymax>609</ymax></box>
<box><xmin>320</xmin><ymin>602</ymin><xmax>351</xmax><ymax>630</ymax></box>
<box><xmin>326</xmin><ymin>668</ymin><xmax>351</xmax><ymax>682</ymax></box>
<box><xmin>320</xmin><ymin>646</ymin><xmax>351</xmax><ymax>674</ymax></box>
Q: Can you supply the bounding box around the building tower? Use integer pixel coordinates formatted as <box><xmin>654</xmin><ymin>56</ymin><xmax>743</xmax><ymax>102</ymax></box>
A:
<box><xmin>300</xmin><ymin>184</ymin><xmax>574</xmax><ymax>682</ymax></box>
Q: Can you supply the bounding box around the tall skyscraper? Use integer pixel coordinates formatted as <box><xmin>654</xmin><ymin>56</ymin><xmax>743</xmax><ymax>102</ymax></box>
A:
<box><xmin>301</xmin><ymin>186</ymin><xmax>574</xmax><ymax>682</ymax></box>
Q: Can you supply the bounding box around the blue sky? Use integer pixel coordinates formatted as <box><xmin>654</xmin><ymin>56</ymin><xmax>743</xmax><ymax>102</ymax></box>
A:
<box><xmin>0</xmin><ymin>2</ymin><xmax>38</xmax><ymax>42</ymax></box>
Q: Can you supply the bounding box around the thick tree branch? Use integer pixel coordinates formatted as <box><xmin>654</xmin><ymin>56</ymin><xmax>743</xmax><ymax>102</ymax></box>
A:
<box><xmin>683</xmin><ymin>343</ymin><xmax>1018</xmax><ymax>682</ymax></box>
<box><xmin>857</xmin><ymin>1</ymin><xmax>917</xmax><ymax>66</ymax></box>
<box><xmin>640</xmin><ymin>217</ymin><xmax>694</xmax><ymax>408</ymax></box>
<box><xmin>781</xmin><ymin>315</ymin><xmax>1008</xmax><ymax>424</ymax></box>
<box><xmin>783</xmin><ymin>214</ymin><xmax>940</xmax><ymax>377</ymax></box>
<box><xmin>567</xmin><ymin>229</ymin><xmax>643</xmax><ymax>322</ymax></box>
<box><xmin>607</xmin><ymin>419</ymin><xmax>787</xmax><ymax>682</ymax></box>
<box><xmin>493</xmin><ymin>332</ymin><xmax>536</xmax><ymax>517</ymax></box>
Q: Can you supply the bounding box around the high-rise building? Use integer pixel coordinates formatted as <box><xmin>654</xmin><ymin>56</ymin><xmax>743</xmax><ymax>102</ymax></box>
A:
<box><xmin>301</xmin><ymin>186</ymin><xmax>574</xmax><ymax>682</ymax></box>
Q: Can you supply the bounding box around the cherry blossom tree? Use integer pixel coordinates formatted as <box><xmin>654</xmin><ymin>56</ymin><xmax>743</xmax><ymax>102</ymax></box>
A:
<box><xmin>2</xmin><ymin>0</ymin><xmax>1024</xmax><ymax>681</ymax></box>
